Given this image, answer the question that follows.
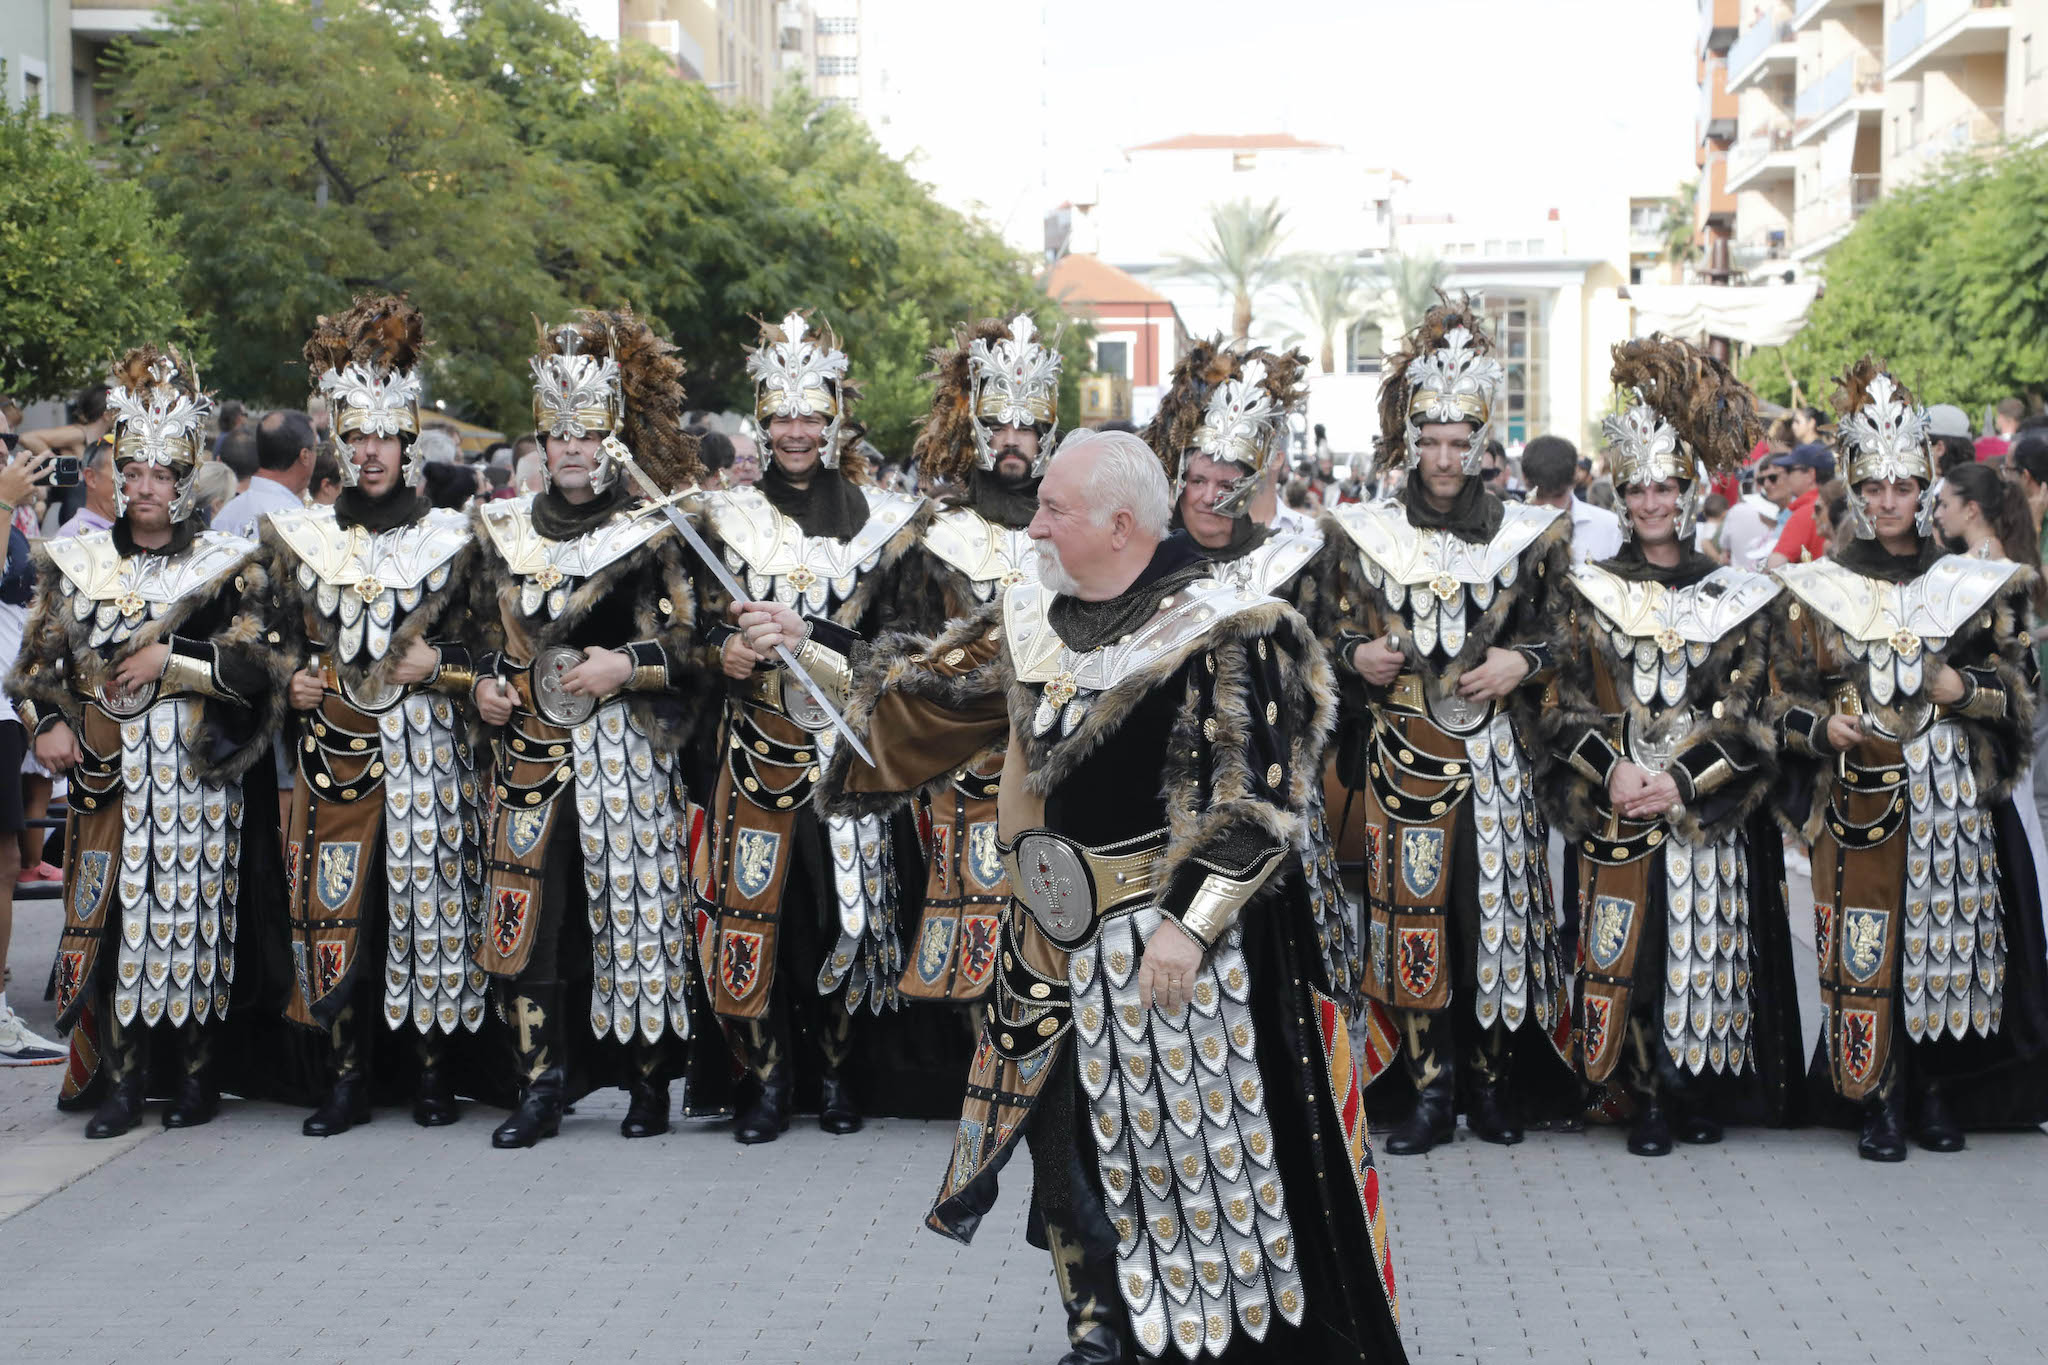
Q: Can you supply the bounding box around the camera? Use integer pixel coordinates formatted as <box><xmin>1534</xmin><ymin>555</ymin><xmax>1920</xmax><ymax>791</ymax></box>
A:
<box><xmin>52</xmin><ymin>455</ymin><xmax>80</xmax><ymax>487</ymax></box>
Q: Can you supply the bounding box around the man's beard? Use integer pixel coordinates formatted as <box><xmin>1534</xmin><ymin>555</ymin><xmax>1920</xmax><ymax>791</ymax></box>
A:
<box><xmin>1035</xmin><ymin>541</ymin><xmax>1081</xmax><ymax>596</ymax></box>
<box><xmin>995</xmin><ymin>452</ymin><xmax>1032</xmax><ymax>485</ymax></box>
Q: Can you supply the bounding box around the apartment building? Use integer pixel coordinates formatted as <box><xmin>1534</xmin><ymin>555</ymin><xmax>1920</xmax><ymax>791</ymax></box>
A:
<box><xmin>1697</xmin><ymin>0</ymin><xmax>2048</xmax><ymax>282</ymax></box>
<box><xmin>1</xmin><ymin>1</ymin><xmax>167</xmax><ymax>133</ymax></box>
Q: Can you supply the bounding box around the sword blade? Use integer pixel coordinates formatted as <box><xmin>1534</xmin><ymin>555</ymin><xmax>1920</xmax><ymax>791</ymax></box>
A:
<box><xmin>616</xmin><ymin>456</ymin><xmax>876</xmax><ymax>768</ymax></box>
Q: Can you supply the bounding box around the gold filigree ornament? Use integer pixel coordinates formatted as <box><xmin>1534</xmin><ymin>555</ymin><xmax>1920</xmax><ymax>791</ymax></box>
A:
<box><xmin>1430</xmin><ymin>572</ymin><xmax>1461</xmax><ymax>602</ymax></box>
<box><xmin>1043</xmin><ymin>671</ymin><xmax>1079</xmax><ymax>711</ymax></box>
<box><xmin>1889</xmin><ymin>628</ymin><xmax>1921</xmax><ymax>656</ymax></box>
<box><xmin>533</xmin><ymin>563</ymin><xmax>565</xmax><ymax>591</ymax></box>
<box><xmin>785</xmin><ymin>563</ymin><xmax>819</xmax><ymax>593</ymax></box>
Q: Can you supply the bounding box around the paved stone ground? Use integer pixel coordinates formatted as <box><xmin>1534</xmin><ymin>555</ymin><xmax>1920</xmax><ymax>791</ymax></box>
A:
<box><xmin>5</xmin><ymin>877</ymin><xmax>2047</xmax><ymax>1364</ymax></box>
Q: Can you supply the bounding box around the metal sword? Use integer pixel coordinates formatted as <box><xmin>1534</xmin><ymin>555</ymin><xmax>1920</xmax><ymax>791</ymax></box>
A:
<box><xmin>614</xmin><ymin>452</ymin><xmax>875</xmax><ymax>767</ymax></box>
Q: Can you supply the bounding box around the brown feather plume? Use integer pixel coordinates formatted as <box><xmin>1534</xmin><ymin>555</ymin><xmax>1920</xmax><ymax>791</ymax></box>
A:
<box><xmin>1609</xmin><ymin>334</ymin><xmax>1760</xmax><ymax>477</ymax></box>
<box><xmin>537</xmin><ymin>307</ymin><xmax>703</xmax><ymax>493</ymax></box>
<box><xmin>1377</xmin><ymin>293</ymin><xmax>1493</xmax><ymax>461</ymax></box>
<box><xmin>913</xmin><ymin>317</ymin><xmax>1012</xmax><ymax>484</ymax></box>
<box><xmin>302</xmin><ymin>294</ymin><xmax>425</xmax><ymax>383</ymax></box>
<box><xmin>1830</xmin><ymin>354</ymin><xmax>1915</xmax><ymax>429</ymax></box>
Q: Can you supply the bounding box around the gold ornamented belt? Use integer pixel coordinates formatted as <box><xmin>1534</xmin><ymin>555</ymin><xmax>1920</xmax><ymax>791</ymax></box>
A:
<box><xmin>1001</xmin><ymin>828</ymin><xmax>1168</xmax><ymax>950</ymax></box>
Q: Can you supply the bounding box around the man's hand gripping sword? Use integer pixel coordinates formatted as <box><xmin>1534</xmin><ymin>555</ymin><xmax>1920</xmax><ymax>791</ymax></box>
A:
<box><xmin>614</xmin><ymin>449</ymin><xmax>875</xmax><ymax>767</ymax></box>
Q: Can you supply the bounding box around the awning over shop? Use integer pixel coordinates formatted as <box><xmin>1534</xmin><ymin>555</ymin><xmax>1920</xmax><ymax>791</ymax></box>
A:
<box><xmin>1625</xmin><ymin>282</ymin><xmax>1821</xmax><ymax>348</ymax></box>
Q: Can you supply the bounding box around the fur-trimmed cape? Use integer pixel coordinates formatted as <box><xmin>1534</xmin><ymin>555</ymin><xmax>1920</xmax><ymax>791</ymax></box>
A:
<box><xmin>1540</xmin><ymin>573</ymin><xmax>1781</xmax><ymax>847</ymax></box>
<box><xmin>820</xmin><ymin>580</ymin><xmax>1338</xmax><ymax>918</ymax></box>
<box><xmin>1769</xmin><ymin>563</ymin><xmax>2036</xmax><ymax>839</ymax></box>
<box><xmin>5</xmin><ymin>532</ymin><xmax>280</xmax><ymax>785</ymax></box>
<box><xmin>468</xmin><ymin>501</ymin><xmax>713</xmax><ymax>753</ymax></box>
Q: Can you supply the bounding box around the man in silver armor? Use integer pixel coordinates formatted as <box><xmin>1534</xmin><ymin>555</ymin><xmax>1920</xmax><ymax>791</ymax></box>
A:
<box><xmin>267</xmin><ymin>296</ymin><xmax>488</xmax><ymax>1136</ymax></box>
<box><xmin>9</xmin><ymin>346</ymin><xmax>280</xmax><ymax>1137</ymax></box>
<box><xmin>696</xmin><ymin>310</ymin><xmax>925</xmax><ymax>1143</ymax></box>
<box><xmin>1145</xmin><ymin>340</ymin><xmax>1378</xmax><ymax>1056</ymax></box>
<box><xmin>1775</xmin><ymin>358</ymin><xmax>2048</xmax><ymax>1159</ymax></box>
<box><xmin>1328</xmin><ymin>300</ymin><xmax>1576</xmax><ymax>1153</ymax></box>
<box><xmin>1541</xmin><ymin>336</ymin><xmax>1807</xmax><ymax>1155</ymax></box>
<box><xmin>471</xmin><ymin>309</ymin><xmax>709</xmax><ymax>1147</ymax></box>
<box><xmin>881</xmin><ymin>313</ymin><xmax>1060</xmax><ymax>1008</ymax></box>
<box><xmin>822</xmin><ymin>429</ymin><xmax>1406</xmax><ymax>1364</ymax></box>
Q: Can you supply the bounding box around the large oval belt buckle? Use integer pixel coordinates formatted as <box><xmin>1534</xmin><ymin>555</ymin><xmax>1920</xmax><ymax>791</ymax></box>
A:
<box><xmin>1626</xmin><ymin>708</ymin><xmax>1693</xmax><ymax>774</ymax></box>
<box><xmin>781</xmin><ymin>670</ymin><xmax>831</xmax><ymax>732</ymax></box>
<box><xmin>531</xmin><ymin>645</ymin><xmax>596</xmax><ymax>726</ymax></box>
<box><xmin>96</xmin><ymin>680</ymin><xmax>158</xmax><ymax>719</ymax></box>
<box><xmin>1425</xmin><ymin>686</ymin><xmax>1489</xmax><ymax>735</ymax></box>
<box><xmin>338</xmin><ymin>671</ymin><xmax>404</xmax><ymax>714</ymax></box>
<box><xmin>1011</xmin><ymin>832</ymin><xmax>1098</xmax><ymax>951</ymax></box>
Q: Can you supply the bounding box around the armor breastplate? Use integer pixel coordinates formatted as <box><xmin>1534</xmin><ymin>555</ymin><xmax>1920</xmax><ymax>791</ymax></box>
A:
<box><xmin>478</xmin><ymin>494</ymin><xmax>670</xmax><ymax>625</ymax></box>
<box><xmin>703</xmin><ymin>484</ymin><xmax>922</xmax><ymax>617</ymax></box>
<box><xmin>1332</xmin><ymin>500</ymin><xmax>1559</xmax><ymax>661</ymax></box>
<box><xmin>1778</xmin><ymin>555</ymin><xmax>2019</xmax><ymax>710</ymax></box>
<box><xmin>1003</xmin><ymin>575</ymin><xmax>1273</xmax><ymax>740</ymax></box>
<box><xmin>922</xmin><ymin>505</ymin><xmax>1035</xmax><ymax>603</ymax></box>
<box><xmin>1210</xmin><ymin>527</ymin><xmax>1322</xmax><ymax>597</ymax></box>
<box><xmin>1571</xmin><ymin>563</ymin><xmax>1779</xmax><ymax>769</ymax></box>
<box><xmin>272</xmin><ymin>505</ymin><xmax>468</xmax><ymax>664</ymax></box>
<box><xmin>47</xmin><ymin>530</ymin><xmax>254</xmax><ymax>651</ymax></box>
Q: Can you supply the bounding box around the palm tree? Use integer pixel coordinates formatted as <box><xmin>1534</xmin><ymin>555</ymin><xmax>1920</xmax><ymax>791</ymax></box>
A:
<box><xmin>1365</xmin><ymin>250</ymin><xmax>1449</xmax><ymax>337</ymax></box>
<box><xmin>1290</xmin><ymin>256</ymin><xmax>1371</xmax><ymax>373</ymax></box>
<box><xmin>1168</xmin><ymin>198</ymin><xmax>1295</xmax><ymax>340</ymax></box>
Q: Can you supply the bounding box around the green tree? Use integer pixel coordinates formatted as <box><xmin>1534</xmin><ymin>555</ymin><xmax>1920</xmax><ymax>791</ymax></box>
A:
<box><xmin>107</xmin><ymin>0</ymin><xmax>625</xmax><ymax>427</ymax></box>
<box><xmin>1661</xmin><ymin>179</ymin><xmax>1699</xmax><ymax>270</ymax></box>
<box><xmin>1745</xmin><ymin>144</ymin><xmax>2048</xmax><ymax>411</ymax></box>
<box><xmin>0</xmin><ymin>83</ymin><xmax>191</xmax><ymax>401</ymax></box>
<box><xmin>1169</xmin><ymin>198</ymin><xmax>1295</xmax><ymax>341</ymax></box>
<box><xmin>1290</xmin><ymin>256</ymin><xmax>1370</xmax><ymax>374</ymax></box>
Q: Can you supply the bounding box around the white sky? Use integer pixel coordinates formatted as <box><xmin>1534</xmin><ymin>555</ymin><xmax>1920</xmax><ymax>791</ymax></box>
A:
<box><xmin>863</xmin><ymin>0</ymin><xmax>1703</xmax><ymax>247</ymax></box>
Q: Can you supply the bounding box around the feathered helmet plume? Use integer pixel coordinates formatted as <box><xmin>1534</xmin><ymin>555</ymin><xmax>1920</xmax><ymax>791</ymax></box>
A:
<box><xmin>303</xmin><ymin>295</ymin><xmax>427</xmax><ymax>490</ymax></box>
<box><xmin>106</xmin><ymin>343</ymin><xmax>214</xmax><ymax>522</ymax></box>
<box><xmin>1603</xmin><ymin>334</ymin><xmax>1761</xmax><ymax>541</ymax></box>
<box><xmin>530</xmin><ymin>307</ymin><xmax>702</xmax><ymax>497</ymax></box>
<box><xmin>746</xmin><ymin>309</ymin><xmax>862</xmax><ymax>475</ymax></box>
<box><xmin>1378</xmin><ymin>295</ymin><xmax>1502</xmax><ymax>476</ymax></box>
<box><xmin>1831</xmin><ymin>356</ymin><xmax>1933</xmax><ymax>538</ymax></box>
<box><xmin>1142</xmin><ymin>338</ymin><xmax>1307</xmax><ymax>520</ymax></box>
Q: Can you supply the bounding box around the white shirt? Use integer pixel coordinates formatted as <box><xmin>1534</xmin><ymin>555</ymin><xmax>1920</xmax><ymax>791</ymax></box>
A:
<box><xmin>1566</xmin><ymin>496</ymin><xmax>1624</xmax><ymax>567</ymax></box>
<box><xmin>212</xmin><ymin>476</ymin><xmax>303</xmax><ymax>539</ymax></box>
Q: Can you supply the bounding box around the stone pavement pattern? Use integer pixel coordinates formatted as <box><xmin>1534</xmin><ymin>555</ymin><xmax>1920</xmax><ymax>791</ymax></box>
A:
<box><xmin>5</xmin><ymin>892</ymin><xmax>2047</xmax><ymax>1364</ymax></box>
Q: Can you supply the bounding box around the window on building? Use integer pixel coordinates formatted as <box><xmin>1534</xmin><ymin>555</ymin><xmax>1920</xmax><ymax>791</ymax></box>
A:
<box><xmin>1095</xmin><ymin>340</ymin><xmax>1130</xmax><ymax>378</ymax></box>
<box><xmin>2026</xmin><ymin>34</ymin><xmax>2037</xmax><ymax>82</ymax></box>
<box><xmin>1232</xmin><ymin>152</ymin><xmax>1255</xmax><ymax>171</ymax></box>
<box><xmin>819</xmin><ymin>54</ymin><xmax>858</xmax><ymax>77</ymax></box>
<box><xmin>1525</xmin><ymin>238</ymin><xmax>1543</xmax><ymax>254</ymax></box>
<box><xmin>1346</xmin><ymin>321</ymin><xmax>1384</xmax><ymax>374</ymax></box>
<box><xmin>1484</xmin><ymin>239</ymin><xmax>1502</xmax><ymax>256</ymax></box>
<box><xmin>817</xmin><ymin>16</ymin><xmax>858</xmax><ymax>35</ymax></box>
<box><xmin>1480</xmin><ymin>294</ymin><xmax>1542</xmax><ymax>443</ymax></box>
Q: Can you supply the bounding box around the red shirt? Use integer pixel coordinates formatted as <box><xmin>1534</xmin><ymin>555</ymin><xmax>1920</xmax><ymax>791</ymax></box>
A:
<box><xmin>1976</xmin><ymin>435</ymin><xmax>2010</xmax><ymax>461</ymax></box>
<box><xmin>1772</xmin><ymin>487</ymin><xmax>1826</xmax><ymax>563</ymax></box>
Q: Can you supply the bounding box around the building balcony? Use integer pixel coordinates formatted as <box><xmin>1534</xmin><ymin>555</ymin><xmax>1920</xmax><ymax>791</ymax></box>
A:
<box><xmin>1886</xmin><ymin>0</ymin><xmax>2012</xmax><ymax>82</ymax></box>
<box><xmin>1792</xmin><ymin>53</ymin><xmax>1883</xmax><ymax>144</ymax></box>
<box><xmin>1792</xmin><ymin>0</ymin><xmax>1860</xmax><ymax>32</ymax></box>
<box><xmin>1726</xmin><ymin>123</ymin><xmax>1798</xmax><ymax>189</ymax></box>
<box><xmin>625</xmin><ymin>20</ymin><xmax>708</xmax><ymax>81</ymax></box>
<box><xmin>1699</xmin><ymin>0</ymin><xmax>1739</xmax><ymax>56</ymax></box>
<box><xmin>1731</xmin><ymin>230</ymin><xmax>1791</xmax><ymax>271</ymax></box>
<box><xmin>1898</xmin><ymin>103</ymin><xmax>2007</xmax><ymax>159</ymax></box>
<box><xmin>1728</xmin><ymin>12</ymin><xmax>1797</xmax><ymax>91</ymax></box>
<box><xmin>1793</xmin><ymin>172</ymin><xmax>1881</xmax><ymax>257</ymax></box>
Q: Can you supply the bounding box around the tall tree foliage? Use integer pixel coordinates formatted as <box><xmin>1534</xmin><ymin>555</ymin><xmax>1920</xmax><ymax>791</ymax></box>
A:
<box><xmin>106</xmin><ymin>0</ymin><xmax>1081</xmax><ymax>450</ymax></box>
<box><xmin>1170</xmin><ymin>199</ymin><xmax>1296</xmax><ymax>341</ymax></box>
<box><xmin>1290</xmin><ymin>257</ymin><xmax>1370</xmax><ymax>374</ymax></box>
<box><xmin>0</xmin><ymin>86</ymin><xmax>190</xmax><ymax>401</ymax></box>
<box><xmin>1745</xmin><ymin>144</ymin><xmax>2048</xmax><ymax>410</ymax></box>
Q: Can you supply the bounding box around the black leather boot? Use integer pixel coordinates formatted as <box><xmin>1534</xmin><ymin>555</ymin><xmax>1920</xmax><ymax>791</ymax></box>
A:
<box><xmin>492</xmin><ymin>988</ymin><xmax>564</xmax><ymax>1149</ymax></box>
<box><xmin>163</xmin><ymin>1026</ymin><xmax>219</xmax><ymax>1128</ymax></box>
<box><xmin>734</xmin><ymin>1063</ymin><xmax>792</xmax><ymax>1144</ymax></box>
<box><xmin>1676</xmin><ymin>1108</ymin><xmax>1724</xmax><ymax>1146</ymax></box>
<box><xmin>1384</xmin><ymin>1073</ymin><xmax>1456</xmax><ymax>1155</ymax></box>
<box><xmin>304</xmin><ymin>1073</ymin><xmax>372</xmax><ymax>1136</ymax></box>
<box><xmin>818</xmin><ymin>1071</ymin><xmax>862</xmax><ymax>1135</ymax></box>
<box><xmin>305</xmin><ymin>1004</ymin><xmax>372</xmax><ymax>1136</ymax></box>
<box><xmin>1047</xmin><ymin>1220</ymin><xmax>1131</xmax><ymax>1365</ymax></box>
<box><xmin>620</xmin><ymin>1041</ymin><xmax>671</xmax><ymax>1139</ymax></box>
<box><xmin>1627</xmin><ymin>1096</ymin><xmax>1674</xmax><ymax>1156</ymax></box>
<box><xmin>1914</xmin><ymin>1077</ymin><xmax>1964</xmax><ymax>1153</ymax></box>
<box><xmin>85</xmin><ymin>1010</ymin><xmax>145</xmax><ymax>1140</ymax></box>
<box><xmin>1466</xmin><ymin>1080</ymin><xmax>1524</xmax><ymax>1146</ymax></box>
<box><xmin>412</xmin><ymin>1032</ymin><xmax>459</xmax><ymax>1128</ymax></box>
<box><xmin>1858</xmin><ymin>1083</ymin><xmax>1908</xmax><ymax>1162</ymax></box>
